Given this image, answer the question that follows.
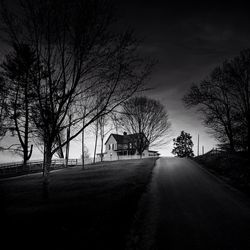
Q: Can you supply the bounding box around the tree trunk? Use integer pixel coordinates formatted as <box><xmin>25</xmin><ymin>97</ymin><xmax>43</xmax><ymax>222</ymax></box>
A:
<box><xmin>23</xmin><ymin>83</ymin><xmax>31</xmax><ymax>171</ymax></box>
<box><xmin>82</xmin><ymin>129</ymin><xmax>85</xmax><ymax>169</ymax></box>
<box><xmin>229</xmin><ymin>137</ymin><xmax>235</xmax><ymax>152</ymax></box>
<box><xmin>82</xmin><ymin>107</ymin><xmax>86</xmax><ymax>169</ymax></box>
<box><xmin>23</xmin><ymin>145</ymin><xmax>33</xmax><ymax>172</ymax></box>
<box><xmin>100</xmin><ymin>136</ymin><xmax>104</xmax><ymax>162</ymax></box>
<box><xmin>93</xmin><ymin>120</ymin><xmax>98</xmax><ymax>164</ymax></box>
<box><xmin>226</xmin><ymin>126</ymin><xmax>235</xmax><ymax>153</ymax></box>
<box><xmin>23</xmin><ymin>149</ymin><xmax>28</xmax><ymax>171</ymax></box>
<box><xmin>227</xmin><ymin>122</ymin><xmax>235</xmax><ymax>153</ymax></box>
<box><xmin>56</xmin><ymin>135</ymin><xmax>64</xmax><ymax>158</ymax></box>
<box><xmin>100</xmin><ymin>118</ymin><xmax>104</xmax><ymax>162</ymax></box>
<box><xmin>65</xmin><ymin>115</ymin><xmax>72</xmax><ymax>168</ymax></box>
<box><xmin>43</xmin><ymin>146</ymin><xmax>52</xmax><ymax>200</ymax></box>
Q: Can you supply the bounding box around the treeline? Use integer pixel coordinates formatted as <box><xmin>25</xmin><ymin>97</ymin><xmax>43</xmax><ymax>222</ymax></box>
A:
<box><xmin>184</xmin><ymin>49</ymin><xmax>250</xmax><ymax>153</ymax></box>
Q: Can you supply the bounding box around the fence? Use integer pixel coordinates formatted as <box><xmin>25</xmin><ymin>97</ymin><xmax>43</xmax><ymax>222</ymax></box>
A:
<box><xmin>101</xmin><ymin>154</ymin><xmax>159</xmax><ymax>162</ymax></box>
<box><xmin>205</xmin><ymin>148</ymin><xmax>230</xmax><ymax>156</ymax></box>
<box><xmin>0</xmin><ymin>158</ymin><xmax>80</xmax><ymax>178</ymax></box>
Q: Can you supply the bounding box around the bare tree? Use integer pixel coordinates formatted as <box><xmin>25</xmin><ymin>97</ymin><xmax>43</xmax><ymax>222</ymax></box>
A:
<box><xmin>55</xmin><ymin>130</ymin><xmax>65</xmax><ymax>159</ymax></box>
<box><xmin>92</xmin><ymin>117</ymin><xmax>99</xmax><ymax>164</ymax></box>
<box><xmin>183</xmin><ymin>66</ymin><xmax>238</xmax><ymax>152</ymax></box>
<box><xmin>110</xmin><ymin>111</ymin><xmax>120</xmax><ymax>134</ymax></box>
<box><xmin>1</xmin><ymin>0</ymin><xmax>153</xmax><ymax>195</ymax></box>
<box><xmin>0</xmin><ymin>75</ymin><xmax>8</xmax><ymax>141</ymax></box>
<box><xmin>0</xmin><ymin>43</ymin><xmax>36</xmax><ymax>167</ymax></box>
<box><xmin>224</xmin><ymin>50</ymin><xmax>250</xmax><ymax>152</ymax></box>
<box><xmin>65</xmin><ymin>114</ymin><xmax>72</xmax><ymax>168</ymax></box>
<box><xmin>81</xmin><ymin>144</ymin><xmax>90</xmax><ymax>162</ymax></box>
<box><xmin>98</xmin><ymin>114</ymin><xmax>112</xmax><ymax>162</ymax></box>
<box><xmin>92</xmin><ymin>112</ymin><xmax>115</xmax><ymax>163</ymax></box>
<box><xmin>81</xmin><ymin>106</ymin><xmax>86</xmax><ymax>169</ymax></box>
<box><xmin>119</xmin><ymin>96</ymin><xmax>171</xmax><ymax>157</ymax></box>
<box><xmin>183</xmin><ymin>48</ymin><xmax>250</xmax><ymax>153</ymax></box>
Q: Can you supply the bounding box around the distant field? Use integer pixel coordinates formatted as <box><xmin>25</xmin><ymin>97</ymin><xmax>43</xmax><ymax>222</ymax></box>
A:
<box><xmin>0</xmin><ymin>158</ymin><xmax>157</xmax><ymax>250</ymax></box>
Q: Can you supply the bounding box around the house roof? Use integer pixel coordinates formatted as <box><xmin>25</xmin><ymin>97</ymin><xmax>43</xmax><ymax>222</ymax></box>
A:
<box><xmin>148</xmin><ymin>150</ymin><xmax>159</xmax><ymax>153</ymax></box>
<box><xmin>105</xmin><ymin>133</ymin><xmax>148</xmax><ymax>145</ymax></box>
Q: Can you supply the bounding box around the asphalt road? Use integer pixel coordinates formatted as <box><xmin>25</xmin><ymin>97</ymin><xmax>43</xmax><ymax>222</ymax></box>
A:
<box><xmin>148</xmin><ymin>157</ymin><xmax>250</xmax><ymax>250</ymax></box>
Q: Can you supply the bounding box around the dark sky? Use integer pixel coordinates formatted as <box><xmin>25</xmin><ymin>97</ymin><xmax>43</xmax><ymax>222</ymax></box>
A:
<box><xmin>114</xmin><ymin>1</ymin><xmax>250</xmax><ymax>155</ymax></box>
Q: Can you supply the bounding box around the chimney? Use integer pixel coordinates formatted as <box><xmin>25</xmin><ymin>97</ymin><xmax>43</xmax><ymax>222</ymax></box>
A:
<box><xmin>123</xmin><ymin>132</ymin><xmax>127</xmax><ymax>136</ymax></box>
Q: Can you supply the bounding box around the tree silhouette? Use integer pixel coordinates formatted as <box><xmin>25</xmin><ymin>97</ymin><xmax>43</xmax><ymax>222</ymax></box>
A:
<box><xmin>0</xmin><ymin>76</ymin><xmax>8</xmax><ymax>141</ymax></box>
<box><xmin>1</xmin><ymin>43</ymin><xmax>37</xmax><ymax>167</ymax></box>
<box><xmin>120</xmin><ymin>96</ymin><xmax>171</xmax><ymax>157</ymax></box>
<box><xmin>183</xmin><ymin>49</ymin><xmax>250</xmax><ymax>153</ymax></box>
<box><xmin>172</xmin><ymin>131</ymin><xmax>194</xmax><ymax>157</ymax></box>
<box><xmin>183</xmin><ymin>66</ymin><xmax>238</xmax><ymax>152</ymax></box>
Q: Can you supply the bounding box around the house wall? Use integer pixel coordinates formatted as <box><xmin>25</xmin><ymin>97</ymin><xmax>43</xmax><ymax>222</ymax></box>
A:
<box><xmin>117</xmin><ymin>143</ymin><xmax>128</xmax><ymax>150</ymax></box>
<box><xmin>105</xmin><ymin>135</ymin><xmax>118</xmax><ymax>161</ymax></box>
<box><xmin>103</xmin><ymin>134</ymin><xmax>159</xmax><ymax>161</ymax></box>
<box><xmin>102</xmin><ymin>149</ymin><xmax>158</xmax><ymax>161</ymax></box>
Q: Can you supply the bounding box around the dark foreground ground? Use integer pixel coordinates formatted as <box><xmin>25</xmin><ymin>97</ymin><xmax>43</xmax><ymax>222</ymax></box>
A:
<box><xmin>135</xmin><ymin>157</ymin><xmax>250</xmax><ymax>250</ymax></box>
<box><xmin>0</xmin><ymin>158</ymin><xmax>156</xmax><ymax>250</ymax></box>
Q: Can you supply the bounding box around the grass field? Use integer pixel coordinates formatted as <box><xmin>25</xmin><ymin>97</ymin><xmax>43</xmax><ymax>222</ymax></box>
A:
<box><xmin>0</xmin><ymin>158</ymin><xmax>157</xmax><ymax>250</ymax></box>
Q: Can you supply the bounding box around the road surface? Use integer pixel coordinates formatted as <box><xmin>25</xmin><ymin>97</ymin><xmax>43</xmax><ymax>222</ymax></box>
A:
<box><xmin>137</xmin><ymin>157</ymin><xmax>250</xmax><ymax>250</ymax></box>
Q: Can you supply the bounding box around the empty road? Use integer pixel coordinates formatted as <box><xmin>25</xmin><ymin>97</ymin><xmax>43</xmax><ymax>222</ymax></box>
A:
<box><xmin>138</xmin><ymin>157</ymin><xmax>250</xmax><ymax>250</ymax></box>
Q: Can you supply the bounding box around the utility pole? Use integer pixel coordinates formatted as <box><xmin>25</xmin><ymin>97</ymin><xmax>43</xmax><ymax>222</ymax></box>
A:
<box><xmin>93</xmin><ymin>119</ymin><xmax>98</xmax><ymax>164</ymax></box>
<box><xmin>197</xmin><ymin>134</ymin><xmax>200</xmax><ymax>156</ymax></box>
<box><xmin>65</xmin><ymin>114</ymin><xmax>72</xmax><ymax>168</ymax></box>
<box><xmin>202</xmin><ymin>145</ymin><xmax>204</xmax><ymax>155</ymax></box>
<box><xmin>82</xmin><ymin>106</ymin><xmax>86</xmax><ymax>170</ymax></box>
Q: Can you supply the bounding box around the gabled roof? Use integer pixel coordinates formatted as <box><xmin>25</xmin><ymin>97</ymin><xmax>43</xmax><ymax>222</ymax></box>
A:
<box><xmin>148</xmin><ymin>150</ymin><xmax>159</xmax><ymax>153</ymax></box>
<box><xmin>105</xmin><ymin>133</ymin><xmax>148</xmax><ymax>145</ymax></box>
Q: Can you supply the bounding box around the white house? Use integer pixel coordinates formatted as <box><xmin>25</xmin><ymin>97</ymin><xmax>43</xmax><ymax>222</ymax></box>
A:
<box><xmin>97</xmin><ymin>132</ymin><xmax>160</xmax><ymax>161</ymax></box>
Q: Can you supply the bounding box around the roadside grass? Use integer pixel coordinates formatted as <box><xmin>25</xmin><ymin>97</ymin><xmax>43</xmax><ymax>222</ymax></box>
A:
<box><xmin>194</xmin><ymin>152</ymin><xmax>250</xmax><ymax>195</ymax></box>
<box><xmin>0</xmin><ymin>158</ymin><xmax>157</xmax><ymax>250</ymax></box>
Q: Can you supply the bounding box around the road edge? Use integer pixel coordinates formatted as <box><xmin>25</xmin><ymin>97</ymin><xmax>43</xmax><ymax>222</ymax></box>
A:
<box><xmin>125</xmin><ymin>158</ymin><xmax>161</xmax><ymax>250</ymax></box>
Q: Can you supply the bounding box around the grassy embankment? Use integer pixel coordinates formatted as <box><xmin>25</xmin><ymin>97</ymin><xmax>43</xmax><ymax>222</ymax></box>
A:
<box><xmin>195</xmin><ymin>151</ymin><xmax>250</xmax><ymax>195</ymax></box>
<box><xmin>0</xmin><ymin>158</ymin><xmax>157</xmax><ymax>250</ymax></box>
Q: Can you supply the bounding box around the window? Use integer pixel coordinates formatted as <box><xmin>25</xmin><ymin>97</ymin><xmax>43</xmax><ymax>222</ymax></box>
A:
<box><xmin>112</xmin><ymin>144</ymin><xmax>114</xmax><ymax>150</ymax></box>
<box><xmin>109</xmin><ymin>144</ymin><xmax>111</xmax><ymax>150</ymax></box>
